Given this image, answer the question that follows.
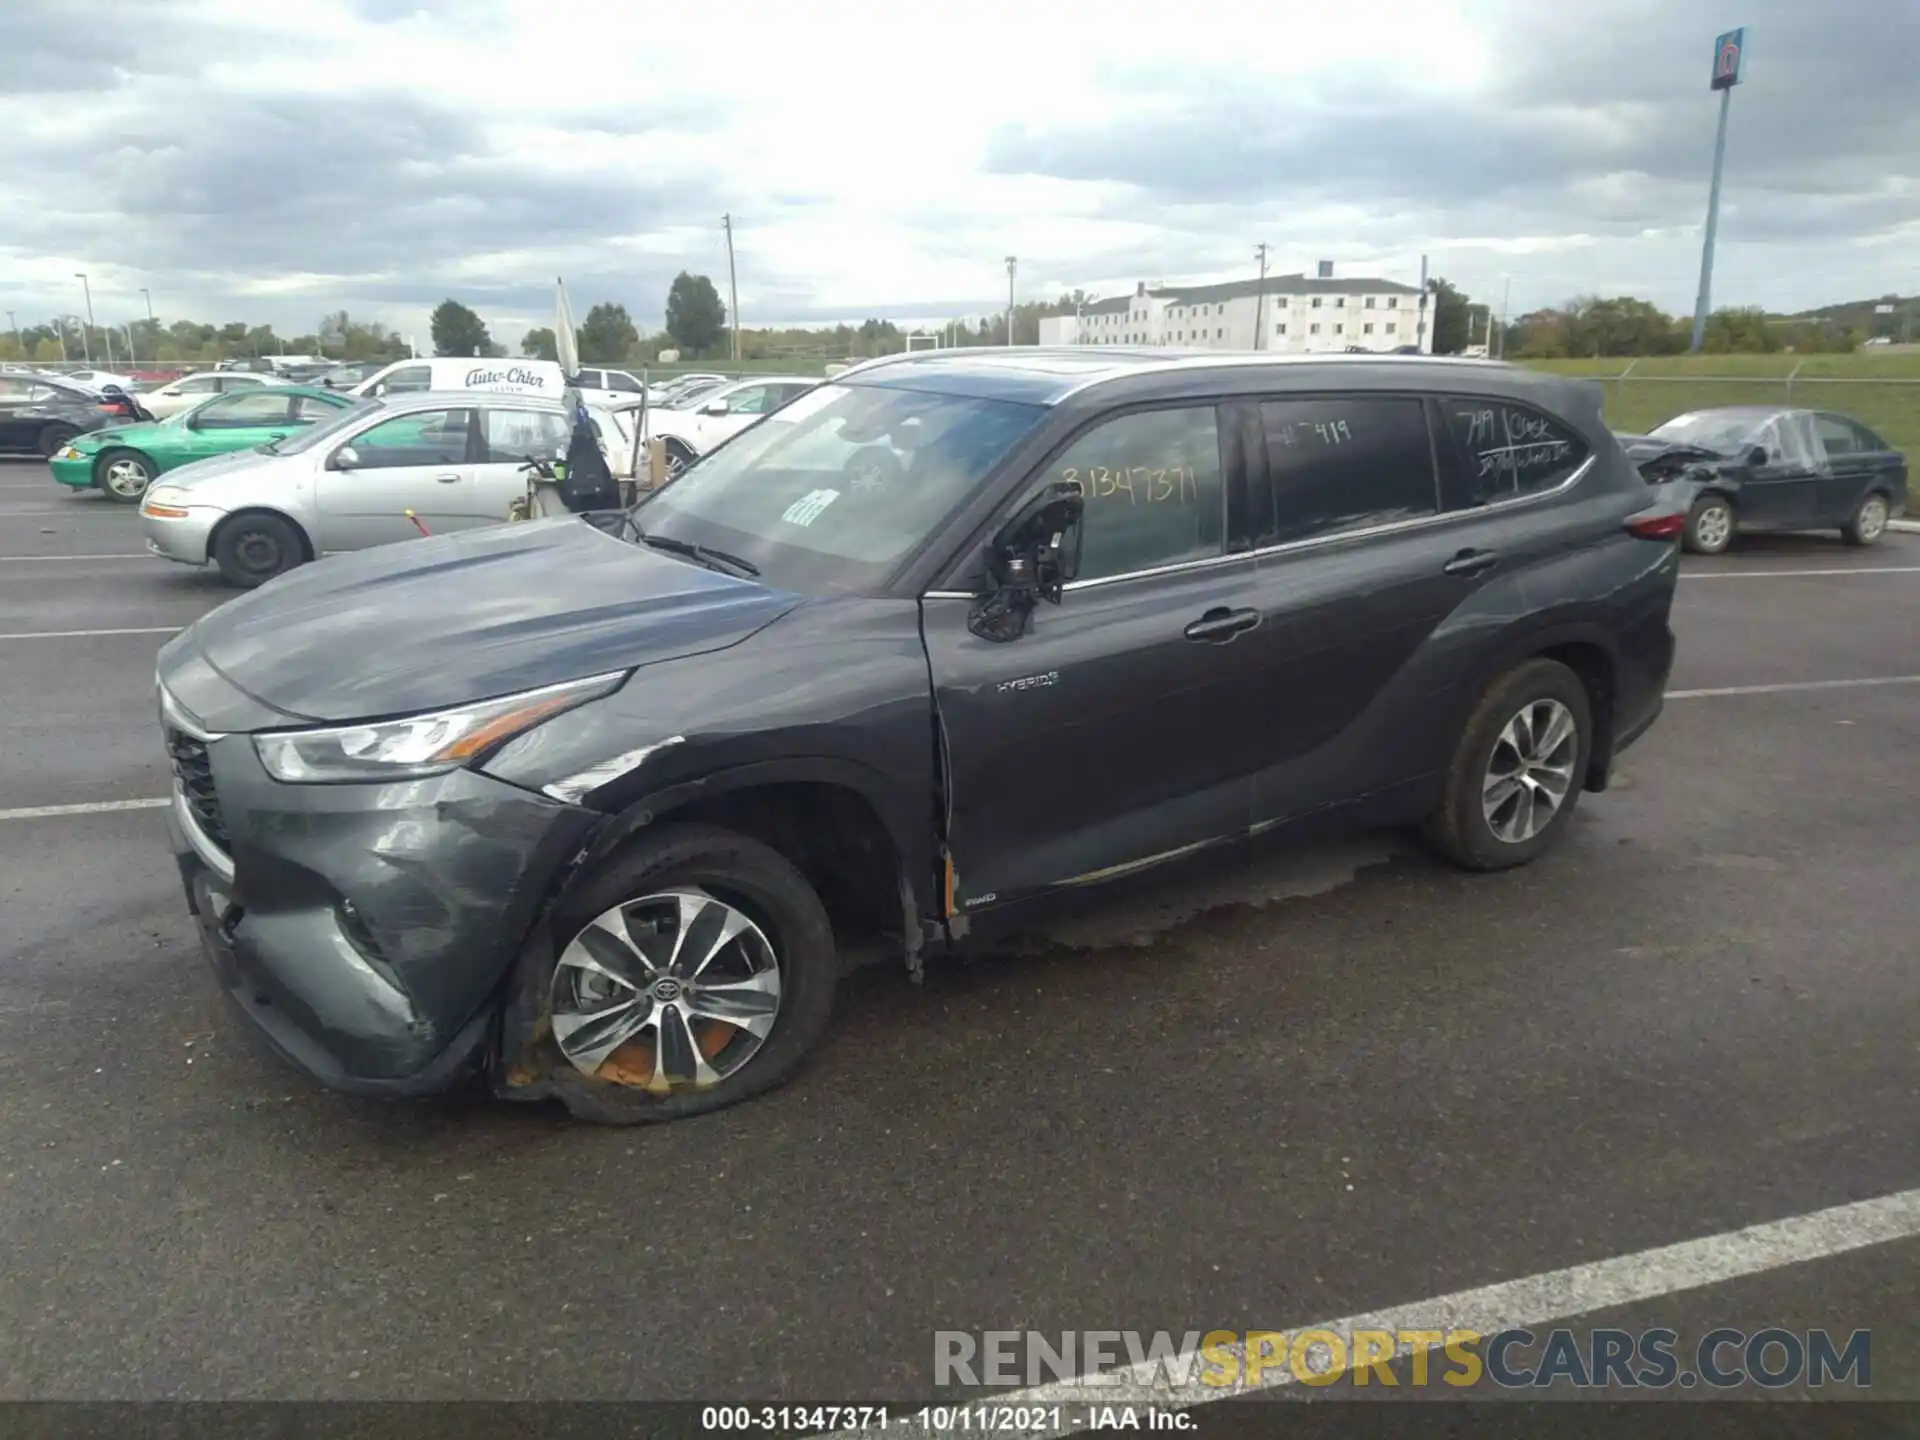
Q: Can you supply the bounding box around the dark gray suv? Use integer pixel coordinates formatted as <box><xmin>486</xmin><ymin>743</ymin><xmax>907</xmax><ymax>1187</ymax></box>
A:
<box><xmin>156</xmin><ymin>349</ymin><xmax>1682</xmax><ymax>1124</ymax></box>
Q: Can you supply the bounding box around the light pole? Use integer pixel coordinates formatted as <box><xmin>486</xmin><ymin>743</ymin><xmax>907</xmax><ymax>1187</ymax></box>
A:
<box><xmin>1497</xmin><ymin>275</ymin><xmax>1512</xmax><ymax>359</ymax></box>
<box><xmin>1005</xmin><ymin>256</ymin><xmax>1017</xmax><ymax>346</ymax></box>
<box><xmin>5</xmin><ymin>310</ymin><xmax>17</xmax><ymax>356</ymax></box>
<box><xmin>140</xmin><ymin>288</ymin><xmax>154</xmax><ymax>323</ymax></box>
<box><xmin>74</xmin><ymin>273</ymin><xmax>95</xmax><ymax>363</ymax></box>
<box><xmin>1691</xmin><ymin>27</ymin><xmax>1748</xmax><ymax>352</ymax></box>
<box><xmin>1253</xmin><ymin>243</ymin><xmax>1272</xmax><ymax>351</ymax></box>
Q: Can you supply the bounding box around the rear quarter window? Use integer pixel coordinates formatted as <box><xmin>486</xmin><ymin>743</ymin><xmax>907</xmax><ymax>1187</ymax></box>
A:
<box><xmin>1438</xmin><ymin>397</ymin><xmax>1589</xmax><ymax>506</ymax></box>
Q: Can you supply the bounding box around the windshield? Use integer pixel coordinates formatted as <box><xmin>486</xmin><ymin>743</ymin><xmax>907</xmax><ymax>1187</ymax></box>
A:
<box><xmin>1650</xmin><ymin>411</ymin><xmax>1771</xmax><ymax>453</ymax></box>
<box><xmin>266</xmin><ymin>397</ymin><xmax>381</xmax><ymax>455</ymax></box>
<box><xmin>636</xmin><ymin>382</ymin><xmax>1044</xmax><ymax>593</ymax></box>
<box><xmin>660</xmin><ymin>379</ymin><xmax>727</xmax><ymax>409</ymax></box>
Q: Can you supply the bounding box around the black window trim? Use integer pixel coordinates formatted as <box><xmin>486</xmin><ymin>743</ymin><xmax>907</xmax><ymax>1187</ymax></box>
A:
<box><xmin>923</xmin><ymin>394</ymin><xmax>1253</xmax><ymax>599</ymax></box>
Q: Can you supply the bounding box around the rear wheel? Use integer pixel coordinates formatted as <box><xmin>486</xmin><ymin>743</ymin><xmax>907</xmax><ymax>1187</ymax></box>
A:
<box><xmin>37</xmin><ymin>424</ymin><xmax>77</xmax><ymax>459</ymax></box>
<box><xmin>1841</xmin><ymin>491</ymin><xmax>1890</xmax><ymax>547</ymax></box>
<box><xmin>529</xmin><ymin>823</ymin><xmax>838</xmax><ymax>1125</ymax></box>
<box><xmin>1422</xmin><ymin>658</ymin><xmax>1593</xmax><ymax>872</ymax></box>
<box><xmin>212</xmin><ymin>512</ymin><xmax>306</xmax><ymax>587</ymax></box>
<box><xmin>94</xmin><ymin>448</ymin><xmax>154</xmax><ymax>503</ymax></box>
<box><xmin>1682</xmin><ymin>494</ymin><xmax>1735</xmax><ymax>555</ymax></box>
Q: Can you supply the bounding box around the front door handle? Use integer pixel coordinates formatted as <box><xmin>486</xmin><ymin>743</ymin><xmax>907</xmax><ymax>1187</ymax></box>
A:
<box><xmin>1443</xmin><ymin>548</ymin><xmax>1500</xmax><ymax>577</ymax></box>
<box><xmin>435</xmin><ymin>473</ymin><xmax>462</xmax><ymax>484</ymax></box>
<box><xmin>1184</xmin><ymin>606</ymin><xmax>1261</xmax><ymax>643</ymax></box>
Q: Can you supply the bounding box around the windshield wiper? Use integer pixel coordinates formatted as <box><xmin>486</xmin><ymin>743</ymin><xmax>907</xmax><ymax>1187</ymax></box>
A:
<box><xmin>629</xmin><ymin>520</ymin><xmax>760</xmax><ymax>577</ymax></box>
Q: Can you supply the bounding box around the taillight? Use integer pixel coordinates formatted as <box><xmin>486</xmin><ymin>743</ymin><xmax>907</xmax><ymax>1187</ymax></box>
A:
<box><xmin>1624</xmin><ymin>508</ymin><xmax>1686</xmax><ymax>540</ymax></box>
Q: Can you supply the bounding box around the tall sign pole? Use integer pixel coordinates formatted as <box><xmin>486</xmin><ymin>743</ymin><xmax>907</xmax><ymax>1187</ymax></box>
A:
<box><xmin>722</xmin><ymin>214</ymin><xmax>741</xmax><ymax>365</ymax></box>
<box><xmin>1691</xmin><ymin>26</ymin><xmax>1747</xmax><ymax>353</ymax></box>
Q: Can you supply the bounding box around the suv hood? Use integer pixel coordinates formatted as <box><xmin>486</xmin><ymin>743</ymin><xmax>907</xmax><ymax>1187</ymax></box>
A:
<box><xmin>164</xmin><ymin>518</ymin><xmax>802</xmax><ymax>725</ymax></box>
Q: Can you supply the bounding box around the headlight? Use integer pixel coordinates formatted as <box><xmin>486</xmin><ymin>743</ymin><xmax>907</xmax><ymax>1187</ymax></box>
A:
<box><xmin>253</xmin><ymin>671</ymin><xmax>626</xmax><ymax>783</ymax></box>
<box><xmin>57</xmin><ymin>445</ymin><xmax>86</xmax><ymax>461</ymax></box>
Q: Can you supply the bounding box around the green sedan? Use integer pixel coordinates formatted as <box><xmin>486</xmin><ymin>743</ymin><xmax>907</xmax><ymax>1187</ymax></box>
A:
<box><xmin>48</xmin><ymin>385</ymin><xmax>359</xmax><ymax>502</ymax></box>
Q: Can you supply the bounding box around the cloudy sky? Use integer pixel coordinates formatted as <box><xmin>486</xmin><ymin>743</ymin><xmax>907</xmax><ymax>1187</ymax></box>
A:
<box><xmin>1</xmin><ymin>0</ymin><xmax>1914</xmax><ymax>346</ymax></box>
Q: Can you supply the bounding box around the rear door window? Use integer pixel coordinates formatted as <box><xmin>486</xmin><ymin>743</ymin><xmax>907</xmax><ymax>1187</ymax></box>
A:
<box><xmin>1257</xmin><ymin>396</ymin><xmax>1439</xmax><ymax>544</ymax></box>
<box><xmin>483</xmin><ymin>407</ymin><xmax>570</xmax><ymax>461</ymax></box>
<box><xmin>1437</xmin><ymin>397</ymin><xmax>1589</xmax><ymax>506</ymax></box>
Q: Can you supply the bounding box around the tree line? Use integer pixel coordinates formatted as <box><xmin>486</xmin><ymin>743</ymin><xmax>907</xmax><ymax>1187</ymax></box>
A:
<box><xmin>1</xmin><ymin>272</ymin><xmax>1883</xmax><ymax>371</ymax></box>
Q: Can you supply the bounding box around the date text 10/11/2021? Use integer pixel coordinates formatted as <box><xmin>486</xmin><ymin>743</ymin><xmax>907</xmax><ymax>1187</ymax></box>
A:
<box><xmin>698</xmin><ymin>1404</ymin><xmax>1193</xmax><ymax>1432</ymax></box>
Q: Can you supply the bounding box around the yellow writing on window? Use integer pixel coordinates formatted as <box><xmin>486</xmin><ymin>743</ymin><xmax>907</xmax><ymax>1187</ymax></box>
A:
<box><xmin>1060</xmin><ymin>465</ymin><xmax>1201</xmax><ymax>505</ymax></box>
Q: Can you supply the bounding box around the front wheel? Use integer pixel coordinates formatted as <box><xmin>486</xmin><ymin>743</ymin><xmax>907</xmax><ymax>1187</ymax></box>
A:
<box><xmin>529</xmin><ymin>823</ymin><xmax>838</xmax><ymax>1125</ymax></box>
<box><xmin>1682</xmin><ymin>494</ymin><xmax>1735</xmax><ymax>555</ymax></box>
<box><xmin>212</xmin><ymin>512</ymin><xmax>306</xmax><ymax>588</ymax></box>
<box><xmin>1841</xmin><ymin>491</ymin><xmax>1890</xmax><ymax>547</ymax></box>
<box><xmin>662</xmin><ymin>439</ymin><xmax>696</xmax><ymax>481</ymax></box>
<box><xmin>1422</xmin><ymin>658</ymin><xmax>1593</xmax><ymax>872</ymax></box>
<box><xmin>94</xmin><ymin>448</ymin><xmax>155</xmax><ymax>503</ymax></box>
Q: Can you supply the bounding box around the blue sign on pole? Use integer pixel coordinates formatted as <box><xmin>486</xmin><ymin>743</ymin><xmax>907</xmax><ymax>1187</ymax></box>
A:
<box><xmin>1712</xmin><ymin>27</ymin><xmax>1745</xmax><ymax>89</ymax></box>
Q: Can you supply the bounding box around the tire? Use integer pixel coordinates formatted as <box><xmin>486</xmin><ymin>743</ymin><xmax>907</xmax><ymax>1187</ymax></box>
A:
<box><xmin>93</xmin><ymin>448</ymin><xmax>155</xmax><ymax>503</ymax></box>
<box><xmin>529</xmin><ymin>823</ymin><xmax>838</xmax><ymax>1126</ymax></box>
<box><xmin>37</xmin><ymin>424</ymin><xmax>78</xmax><ymax>459</ymax></box>
<box><xmin>662</xmin><ymin>439</ymin><xmax>696</xmax><ymax>480</ymax></box>
<box><xmin>1682</xmin><ymin>493</ymin><xmax>1735</xmax><ymax>555</ymax></box>
<box><xmin>1422</xmin><ymin>658</ymin><xmax>1594</xmax><ymax>872</ymax></box>
<box><xmin>1840</xmin><ymin>490</ymin><xmax>1890</xmax><ymax>547</ymax></box>
<box><xmin>212</xmin><ymin>511</ymin><xmax>306</xmax><ymax>588</ymax></box>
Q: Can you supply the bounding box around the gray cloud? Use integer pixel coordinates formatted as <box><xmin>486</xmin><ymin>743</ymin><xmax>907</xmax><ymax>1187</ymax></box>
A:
<box><xmin>984</xmin><ymin>0</ymin><xmax>1920</xmax><ymax>308</ymax></box>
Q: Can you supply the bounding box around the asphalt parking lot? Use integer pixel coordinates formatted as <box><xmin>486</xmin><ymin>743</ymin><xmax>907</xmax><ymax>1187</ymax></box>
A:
<box><xmin>2</xmin><ymin>457</ymin><xmax>1917</xmax><ymax>1408</ymax></box>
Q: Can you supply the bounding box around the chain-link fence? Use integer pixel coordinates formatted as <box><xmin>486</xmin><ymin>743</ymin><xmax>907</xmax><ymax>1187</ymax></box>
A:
<box><xmin>1568</xmin><ymin>370</ymin><xmax>1920</xmax><ymax>455</ymax></box>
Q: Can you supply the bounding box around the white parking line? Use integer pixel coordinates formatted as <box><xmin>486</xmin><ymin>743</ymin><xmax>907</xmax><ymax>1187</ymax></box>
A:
<box><xmin>0</xmin><ymin>506</ymin><xmax>132</xmax><ymax>515</ymax></box>
<box><xmin>1683</xmin><ymin>566</ymin><xmax>1920</xmax><ymax>578</ymax></box>
<box><xmin>0</xmin><ymin>553</ymin><xmax>150</xmax><ymax>562</ymax></box>
<box><xmin>0</xmin><ymin>798</ymin><xmax>169</xmax><ymax>822</ymax></box>
<box><xmin>951</xmin><ymin>1185</ymin><xmax>1920</xmax><ymax>1426</ymax></box>
<box><xmin>0</xmin><ymin>626</ymin><xmax>179</xmax><ymax>640</ymax></box>
<box><xmin>1669</xmin><ymin>674</ymin><xmax>1920</xmax><ymax>699</ymax></box>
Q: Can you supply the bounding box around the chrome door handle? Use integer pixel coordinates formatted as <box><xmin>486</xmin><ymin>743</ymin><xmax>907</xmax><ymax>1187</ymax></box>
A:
<box><xmin>435</xmin><ymin>473</ymin><xmax>462</xmax><ymax>484</ymax></box>
<box><xmin>1443</xmin><ymin>548</ymin><xmax>1500</xmax><ymax>577</ymax></box>
<box><xmin>1184</xmin><ymin>606</ymin><xmax>1261</xmax><ymax>643</ymax></box>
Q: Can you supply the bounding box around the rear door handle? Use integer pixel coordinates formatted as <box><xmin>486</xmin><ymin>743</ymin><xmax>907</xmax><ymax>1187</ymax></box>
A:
<box><xmin>1443</xmin><ymin>548</ymin><xmax>1500</xmax><ymax>577</ymax></box>
<box><xmin>435</xmin><ymin>473</ymin><xmax>462</xmax><ymax>484</ymax></box>
<box><xmin>1184</xmin><ymin>606</ymin><xmax>1261</xmax><ymax>643</ymax></box>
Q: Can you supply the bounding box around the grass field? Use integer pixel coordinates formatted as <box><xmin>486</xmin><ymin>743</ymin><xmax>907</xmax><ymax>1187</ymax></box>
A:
<box><xmin>648</xmin><ymin>351</ymin><xmax>1920</xmax><ymax>456</ymax></box>
<box><xmin>1525</xmin><ymin>354</ymin><xmax>1920</xmax><ymax>454</ymax></box>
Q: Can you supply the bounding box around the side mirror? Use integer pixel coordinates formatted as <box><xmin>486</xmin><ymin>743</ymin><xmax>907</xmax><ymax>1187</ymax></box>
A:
<box><xmin>330</xmin><ymin>445</ymin><xmax>361</xmax><ymax>471</ymax></box>
<box><xmin>1746</xmin><ymin>445</ymin><xmax>1770</xmax><ymax>468</ymax></box>
<box><xmin>370</xmin><ymin>382</ymin><xmax>388</xmax><ymax>398</ymax></box>
<box><xmin>969</xmin><ymin>482</ymin><xmax>1085</xmax><ymax>642</ymax></box>
<box><xmin>700</xmin><ymin>399</ymin><xmax>730</xmax><ymax>416</ymax></box>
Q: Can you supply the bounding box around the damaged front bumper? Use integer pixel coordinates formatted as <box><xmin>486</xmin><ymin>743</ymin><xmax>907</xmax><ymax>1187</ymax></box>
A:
<box><xmin>164</xmin><ymin>705</ymin><xmax>603</xmax><ymax>1097</ymax></box>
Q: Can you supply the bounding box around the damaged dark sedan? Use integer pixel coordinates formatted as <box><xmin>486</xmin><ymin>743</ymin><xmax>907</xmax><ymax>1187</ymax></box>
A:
<box><xmin>1618</xmin><ymin>405</ymin><xmax>1909</xmax><ymax>555</ymax></box>
<box><xmin>157</xmin><ymin>350</ymin><xmax>1681</xmax><ymax>1125</ymax></box>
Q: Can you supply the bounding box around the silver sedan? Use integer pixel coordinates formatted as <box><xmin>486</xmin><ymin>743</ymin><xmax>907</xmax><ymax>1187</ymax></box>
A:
<box><xmin>139</xmin><ymin>391</ymin><xmax>637</xmax><ymax>587</ymax></box>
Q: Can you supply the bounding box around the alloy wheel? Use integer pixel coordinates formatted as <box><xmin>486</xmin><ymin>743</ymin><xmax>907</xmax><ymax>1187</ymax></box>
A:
<box><xmin>1857</xmin><ymin>495</ymin><xmax>1888</xmax><ymax>542</ymax></box>
<box><xmin>1482</xmin><ymin>698</ymin><xmax>1579</xmax><ymax>844</ymax></box>
<box><xmin>551</xmin><ymin>888</ymin><xmax>783</xmax><ymax>1093</ymax></box>
<box><xmin>1694</xmin><ymin>502</ymin><xmax>1732</xmax><ymax>552</ymax></box>
<box><xmin>104</xmin><ymin>458</ymin><xmax>150</xmax><ymax>498</ymax></box>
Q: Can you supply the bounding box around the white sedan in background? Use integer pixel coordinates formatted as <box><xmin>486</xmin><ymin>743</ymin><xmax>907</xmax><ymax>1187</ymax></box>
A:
<box><xmin>646</xmin><ymin>375</ymin><xmax>819</xmax><ymax>477</ymax></box>
<box><xmin>140</xmin><ymin>371</ymin><xmax>289</xmax><ymax>419</ymax></box>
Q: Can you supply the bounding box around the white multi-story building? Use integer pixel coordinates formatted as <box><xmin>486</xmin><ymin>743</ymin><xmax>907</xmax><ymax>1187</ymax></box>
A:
<box><xmin>1037</xmin><ymin>269</ymin><xmax>1431</xmax><ymax>355</ymax></box>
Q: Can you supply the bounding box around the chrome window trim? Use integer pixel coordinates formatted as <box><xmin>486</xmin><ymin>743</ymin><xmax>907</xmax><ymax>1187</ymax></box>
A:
<box><xmin>922</xmin><ymin>453</ymin><xmax>1595</xmax><ymax>601</ymax></box>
